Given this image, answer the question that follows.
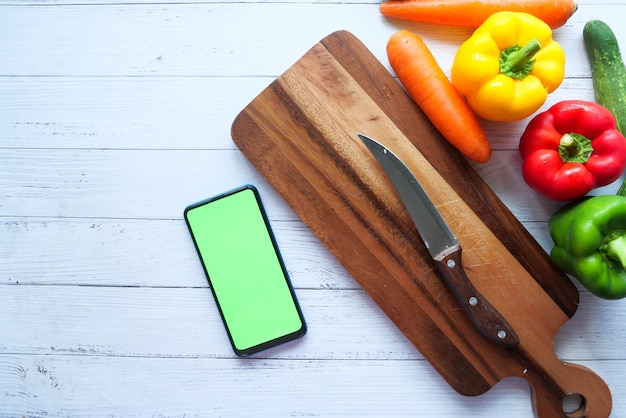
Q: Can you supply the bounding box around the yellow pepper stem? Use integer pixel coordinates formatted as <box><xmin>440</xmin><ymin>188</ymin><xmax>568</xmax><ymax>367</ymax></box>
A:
<box><xmin>500</xmin><ymin>39</ymin><xmax>542</xmax><ymax>80</ymax></box>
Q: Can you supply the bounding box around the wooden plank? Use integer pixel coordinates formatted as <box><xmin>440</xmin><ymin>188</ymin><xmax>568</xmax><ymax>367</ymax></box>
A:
<box><xmin>0</xmin><ymin>77</ymin><xmax>271</xmax><ymax>150</ymax></box>
<box><xmin>1</xmin><ymin>353</ymin><xmax>625</xmax><ymax>418</ymax></box>
<box><xmin>0</xmin><ymin>218</ymin><xmax>356</xmax><ymax>289</ymax></box>
<box><xmin>0</xmin><ymin>354</ymin><xmax>534</xmax><ymax>417</ymax></box>
<box><xmin>1</xmin><ymin>285</ymin><xmax>624</xmax><ymax>360</ymax></box>
<box><xmin>0</xmin><ymin>218</ymin><xmax>556</xmax><ymax>289</ymax></box>
<box><xmin>0</xmin><ymin>77</ymin><xmax>596</xmax><ymax>151</ymax></box>
<box><xmin>0</xmin><ymin>148</ymin><xmax>278</xmax><ymax>220</ymax></box>
<box><xmin>0</xmin><ymin>286</ymin><xmax>411</xmax><ymax>359</ymax></box>
<box><xmin>1</xmin><ymin>148</ymin><xmax>586</xmax><ymax>222</ymax></box>
<box><xmin>0</xmin><ymin>4</ymin><xmax>620</xmax><ymax>78</ymax></box>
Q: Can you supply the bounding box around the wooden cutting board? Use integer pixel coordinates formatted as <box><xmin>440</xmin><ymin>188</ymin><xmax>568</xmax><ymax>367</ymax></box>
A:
<box><xmin>231</xmin><ymin>31</ymin><xmax>611</xmax><ymax>417</ymax></box>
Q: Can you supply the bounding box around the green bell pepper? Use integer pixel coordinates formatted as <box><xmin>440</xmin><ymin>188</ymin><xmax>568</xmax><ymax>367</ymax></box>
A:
<box><xmin>549</xmin><ymin>183</ymin><xmax>626</xmax><ymax>299</ymax></box>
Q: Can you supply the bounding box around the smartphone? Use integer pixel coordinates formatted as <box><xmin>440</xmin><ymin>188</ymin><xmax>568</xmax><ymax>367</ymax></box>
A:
<box><xmin>184</xmin><ymin>185</ymin><xmax>306</xmax><ymax>356</ymax></box>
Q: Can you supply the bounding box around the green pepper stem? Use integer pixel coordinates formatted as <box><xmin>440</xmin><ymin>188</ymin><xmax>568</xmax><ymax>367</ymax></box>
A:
<box><xmin>558</xmin><ymin>133</ymin><xmax>594</xmax><ymax>163</ymax></box>
<box><xmin>618</xmin><ymin>177</ymin><xmax>626</xmax><ymax>197</ymax></box>
<box><xmin>500</xmin><ymin>39</ymin><xmax>542</xmax><ymax>80</ymax></box>
<box><xmin>616</xmin><ymin>143</ymin><xmax>626</xmax><ymax>195</ymax></box>
<box><xmin>605</xmin><ymin>233</ymin><xmax>626</xmax><ymax>270</ymax></box>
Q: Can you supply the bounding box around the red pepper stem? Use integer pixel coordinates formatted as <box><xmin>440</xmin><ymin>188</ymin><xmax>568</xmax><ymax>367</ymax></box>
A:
<box><xmin>558</xmin><ymin>133</ymin><xmax>594</xmax><ymax>163</ymax></box>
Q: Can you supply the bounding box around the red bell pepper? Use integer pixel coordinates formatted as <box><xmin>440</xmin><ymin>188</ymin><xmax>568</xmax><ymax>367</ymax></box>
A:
<box><xmin>519</xmin><ymin>100</ymin><xmax>626</xmax><ymax>201</ymax></box>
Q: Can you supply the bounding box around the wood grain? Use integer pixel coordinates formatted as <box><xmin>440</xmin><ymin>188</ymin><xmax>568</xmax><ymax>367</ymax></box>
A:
<box><xmin>231</xmin><ymin>31</ymin><xmax>611</xmax><ymax>417</ymax></box>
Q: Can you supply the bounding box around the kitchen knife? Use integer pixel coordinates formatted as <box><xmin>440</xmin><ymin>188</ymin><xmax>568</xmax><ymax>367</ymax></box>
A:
<box><xmin>358</xmin><ymin>133</ymin><xmax>519</xmax><ymax>348</ymax></box>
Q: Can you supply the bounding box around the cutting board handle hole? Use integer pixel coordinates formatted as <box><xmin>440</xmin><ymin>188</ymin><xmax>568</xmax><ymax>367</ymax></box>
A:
<box><xmin>562</xmin><ymin>393</ymin><xmax>587</xmax><ymax>417</ymax></box>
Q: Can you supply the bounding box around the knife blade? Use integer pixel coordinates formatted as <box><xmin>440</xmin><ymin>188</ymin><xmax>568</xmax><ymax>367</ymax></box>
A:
<box><xmin>358</xmin><ymin>133</ymin><xmax>519</xmax><ymax>348</ymax></box>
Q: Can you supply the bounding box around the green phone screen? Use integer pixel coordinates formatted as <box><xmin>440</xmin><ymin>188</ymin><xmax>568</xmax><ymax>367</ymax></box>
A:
<box><xmin>184</xmin><ymin>185</ymin><xmax>306</xmax><ymax>356</ymax></box>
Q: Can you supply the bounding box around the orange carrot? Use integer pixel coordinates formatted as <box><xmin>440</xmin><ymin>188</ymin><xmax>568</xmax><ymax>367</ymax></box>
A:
<box><xmin>380</xmin><ymin>0</ymin><xmax>577</xmax><ymax>29</ymax></box>
<box><xmin>386</xmin><ymin>30</ymin><xmax>491</xmax><ymax>163</ymax></box>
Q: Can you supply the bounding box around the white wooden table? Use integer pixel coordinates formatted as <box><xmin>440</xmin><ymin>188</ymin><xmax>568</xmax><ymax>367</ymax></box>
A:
<box><xmin>2</xmin><ymin>1</ymin><xmax>626</xmax><ymax>417</ymax></box>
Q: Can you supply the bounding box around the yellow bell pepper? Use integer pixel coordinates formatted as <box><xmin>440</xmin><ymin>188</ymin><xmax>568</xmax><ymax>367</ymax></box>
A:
<box><xmin>451</xmin><ymin>12</ymin><xmax>566</xmax><ymax>122</ymax></box>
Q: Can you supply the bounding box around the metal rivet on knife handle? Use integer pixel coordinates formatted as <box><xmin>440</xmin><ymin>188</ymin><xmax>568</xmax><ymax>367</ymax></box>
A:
<box><xmin>436</xmin><ymin>249</ymin><xmax>519</xmax><ymax>348</ymax></box>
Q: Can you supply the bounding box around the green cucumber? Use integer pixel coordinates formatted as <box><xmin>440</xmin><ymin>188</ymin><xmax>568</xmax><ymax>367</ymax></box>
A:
<box><xmin>583</xmin><ymin>20</ymin><xmax>626</xmax><ymax>135</ymax></box>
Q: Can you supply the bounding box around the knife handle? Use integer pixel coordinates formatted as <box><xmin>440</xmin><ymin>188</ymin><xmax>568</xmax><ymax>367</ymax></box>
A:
<box><xmin>435</xmin><ymin>248</ymin><xmax>520</xmax><ymax>348</ymax></box>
